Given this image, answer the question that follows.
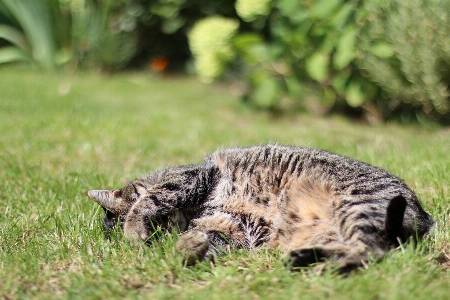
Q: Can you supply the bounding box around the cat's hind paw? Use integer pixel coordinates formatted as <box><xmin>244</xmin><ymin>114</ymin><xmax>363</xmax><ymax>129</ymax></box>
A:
<box><xmin>283</xmin><ymin>248</ymin><xmax>326</xmax><ymax>270</ymax></box>
<box><xmin>283</xmin><ymin>247</ymin><xmax>373</xmax><ymax>275</ymax></box>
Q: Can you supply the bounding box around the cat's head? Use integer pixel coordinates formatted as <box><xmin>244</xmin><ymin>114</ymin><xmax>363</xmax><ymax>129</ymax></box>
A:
<box><xmin>87</xmin><ymin>181</ymin><xmax>144</xmax><ymax>220</ymax></box>
<box><xmin>87</xmin><ymin>181</ymin><xmax>142</xmax><ymax>236</ymax></box>
<box><xmin>87</xmin><ymin>180</ymin><xmax>188</xmax><ymax>237</ymax></box>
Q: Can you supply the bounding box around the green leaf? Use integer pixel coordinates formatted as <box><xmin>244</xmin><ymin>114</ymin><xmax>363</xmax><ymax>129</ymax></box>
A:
<box><xmin>54</xmin><ymin>49</ymin><xmax>72</xmax><ymax>66</ymax></box>
<box><xmin>1</xmin><ymin>0</ymin><xmax>57</xmax><ymax>70</ymax></box>
<box><xmin>285</xmin><ymin>76</ymin><xmax>303</xmax><ymax>99</ymax></box>
<box><xmin>277</xmin><ymin>0</ymin><xmax>306</xmax><ymax>22</ymax></box>
<box><xmin>269</xmin><ymin>43</ymin><xmax>285</xmax><ymax>59</ymax></box>
<box><xmin>320</xmin><ymin>34</ymin><xmax>336</xmax><ymax>53</ymax></box>
<box><xmin>310</xmin><ymin>0</ymin><xmax>341</xmax><ymax>19</ymax></box>
<box><xmin>277</xmin><ymin>0</ymin><xmax>303</xmax><ymax>16</ymax></box>
<box><xmin>162</xmin><ymin>16</ymin><xmax>186</xmax><ymax>34</ymax></box>
<box><xmin>254</xmin><ymin>77</ymin><xmax>281</xmax><ymax>108</ymax></box>
<box><xmin>334</xmin><ymin>27</ymin><xmax>357</xmax><ymax>70</ymax></box>
<box><xmin>246</xmin><ymin>44</ymin><xmax>272</xmax><ymax>65</ymax></box>
<box><xmin>331</xmin><ymin>3</ymin><xmax>355</xmax><ymax>30</ymax></box>
<box><xmin>150</xmin><ymin>4</ymin><xmax>179</xmax><ymax>19</ymax></box>
<box><xmin>322</xmin><ymin>87</ymin><xmax>336</xmax><ymax>107</ymax></box>
<box><xmin>234</xmin><ymin>34</ymin><xmax>266</xmax><ymax>65</ymax></box>
<box><xmin>0</xmin><ymin>46</ymin><xmax>30</xmax><ymax>64</ymax></box>
<box><xmin>0</xmin><ymin>24</ymin><xmax>30</xmax><ymax>51</ymax></box>
<box><xmin>234</xmin><ymin>33</ymin><xmax>263</xmax><ymax>51</ymax></box>
<box><xmin>306</xmin><ymin>52</ymin><xmax>329</xmax><ymax>82</ymax></box>
<box><xmin>346</xmin><ymin>80</ymin><xmax>366</xmax><ymax>107</ymax></box>
<box><xmin>370</xmin><ymin>43</ymin><xmax>395</xmax><ymax>58</ymax></box>
<box><xmin>331</xmin><ymin>71</ymin><xmax>351</xmax><ymax>95</ymax></box>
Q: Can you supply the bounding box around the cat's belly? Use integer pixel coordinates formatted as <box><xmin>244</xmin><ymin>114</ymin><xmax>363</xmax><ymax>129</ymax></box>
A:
<box><xmin>195</xmin><ymin>174</ymin><xmax>340</xmax><ymax>251</ymax></box>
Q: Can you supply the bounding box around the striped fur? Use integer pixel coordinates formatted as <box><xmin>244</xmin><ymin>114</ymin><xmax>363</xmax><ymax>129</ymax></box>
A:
<box><xmin>88</xmin><ymin>144</ymin><xmax>434</xmax><ymax>273</ymax></box>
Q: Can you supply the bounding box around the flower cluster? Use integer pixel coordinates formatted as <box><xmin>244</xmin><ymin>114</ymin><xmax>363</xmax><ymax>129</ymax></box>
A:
<box><xmin>235</xmin><ymin>0</ymin><xmax>271</xmax><ymax>22</ymax></box>
<box><xmin>188</xmin><ymin>16</ymin><xmax>239</xmax><ymax>81</ymax></box>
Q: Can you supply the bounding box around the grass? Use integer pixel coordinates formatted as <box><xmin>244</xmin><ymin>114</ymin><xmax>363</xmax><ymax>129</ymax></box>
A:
<box><xmin>0</xmin><ymin>67</ymin><xmax>449</xmax><ymax>299</ymax></box>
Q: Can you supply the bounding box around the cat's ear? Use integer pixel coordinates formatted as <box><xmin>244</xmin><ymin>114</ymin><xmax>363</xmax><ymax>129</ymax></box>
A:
<box><xmin>385</xmin><ymin>195</ymin><xmax>407</xmax><ymax>243</ymax></box>
<box><xmin>87</xmin><ymin>190</ymin><xmax>122</xmax><ymax>213</ymax></box>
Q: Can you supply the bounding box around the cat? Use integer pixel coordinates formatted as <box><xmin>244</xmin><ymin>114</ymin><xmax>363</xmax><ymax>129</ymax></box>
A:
<box><xmin>87</xmin><ymin>144</ymin><xmax>434</xmax><ymax>273</ymax></box>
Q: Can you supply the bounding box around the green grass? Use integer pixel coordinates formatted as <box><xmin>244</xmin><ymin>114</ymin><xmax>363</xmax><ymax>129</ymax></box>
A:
<box><xmin>1</xmin><ymin>68</ymin><xmax>449</xmax><ymax>299</ymax></box>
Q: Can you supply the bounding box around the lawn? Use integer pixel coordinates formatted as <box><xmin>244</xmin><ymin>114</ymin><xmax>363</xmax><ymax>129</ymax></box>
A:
<box><xmin>0</xmin><ymin>68</ymin><xmax>449</xmax><ymax>299</ymax></box>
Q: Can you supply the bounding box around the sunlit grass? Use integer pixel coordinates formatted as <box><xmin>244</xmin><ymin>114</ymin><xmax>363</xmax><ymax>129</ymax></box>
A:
<box><xmin>0</xmin><ymin>68</ymin><xmax>449</xmax><ymax>299</ymax></box>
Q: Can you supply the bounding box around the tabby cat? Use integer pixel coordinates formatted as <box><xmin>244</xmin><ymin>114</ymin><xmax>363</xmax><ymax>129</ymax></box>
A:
<box><xmin>87</xmin><ymin>144</ymin><xmax>434</xmax><ymax>273</ymax></box>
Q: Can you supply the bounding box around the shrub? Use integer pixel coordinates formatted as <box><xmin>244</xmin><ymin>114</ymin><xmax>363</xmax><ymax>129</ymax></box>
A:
<box><xmin>357</xmin><ymin>0</ymin><xmax>450</xmax><ymax>117</ymax></box>
<box><xmin>67</xmin><ymin>0</ymin><xmax>138</xmax><ymax>70</ymax></box>
<box><xmin>188</xmin><ymin>0</ymin><xmax>450</xmax><ymax>121</ymax></box>
<box><xmin>0</xmin><ymin>0</ymin><xmax>137</xmax><ymax>71</ymax></box>
<box><xmin>0</xmin><ymin>0</ymin><xmax>59</xmax><ymax>70</ymax></box>
<box><xmin>2</xmin><ymin>0</ymin><xmax>450</xmax><ymax>120</ymax></box>
<box><xmin>189</xmin><ymin>0</ymin><xmax>377</xmax><ymax>111</ymax></box>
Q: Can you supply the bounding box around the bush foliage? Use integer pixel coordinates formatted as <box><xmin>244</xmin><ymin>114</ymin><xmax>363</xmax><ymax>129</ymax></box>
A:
<box><xmin>187</xmin><ymin>0</ymin><xmax>450</xmax><ymax>120</ymax></box>
<box><xmin>357</xmin><ymin>0</ymin><xmax>450</xmax><ymax>117</ymax></box>
<box><xmin>0</xmin><ymin>0</ymin><xmax>449</xmax><ymax>120</ymax></box>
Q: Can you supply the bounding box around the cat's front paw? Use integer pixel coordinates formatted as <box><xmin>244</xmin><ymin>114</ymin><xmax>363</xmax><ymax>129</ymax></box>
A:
<box><xmin>123</xmin><ymin>221</ymin><xmax>150</xmax><ymax>245</ymax></box>
<box><xmin>176</xmin><ymin>230</ymin><xmax>210</xmax><ymax>266</ymax></box>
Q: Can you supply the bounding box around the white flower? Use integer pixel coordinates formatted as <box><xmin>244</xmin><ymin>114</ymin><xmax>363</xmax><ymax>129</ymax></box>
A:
<box><xmin>235</xmin><ymin>0</ymin><xmax>271</xmax><ymax>22</ymax></box>
<box><xmin>189</xmin><ymin>16</ymin><xmax>239</xmax><ymax>81</ymax></box>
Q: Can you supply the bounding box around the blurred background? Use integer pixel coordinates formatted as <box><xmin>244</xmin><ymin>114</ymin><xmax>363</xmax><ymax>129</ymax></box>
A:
<box><xmin>1</xmin><ymin>0</ymin><xmax>450</xmax><ymax>123</ymax></box>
